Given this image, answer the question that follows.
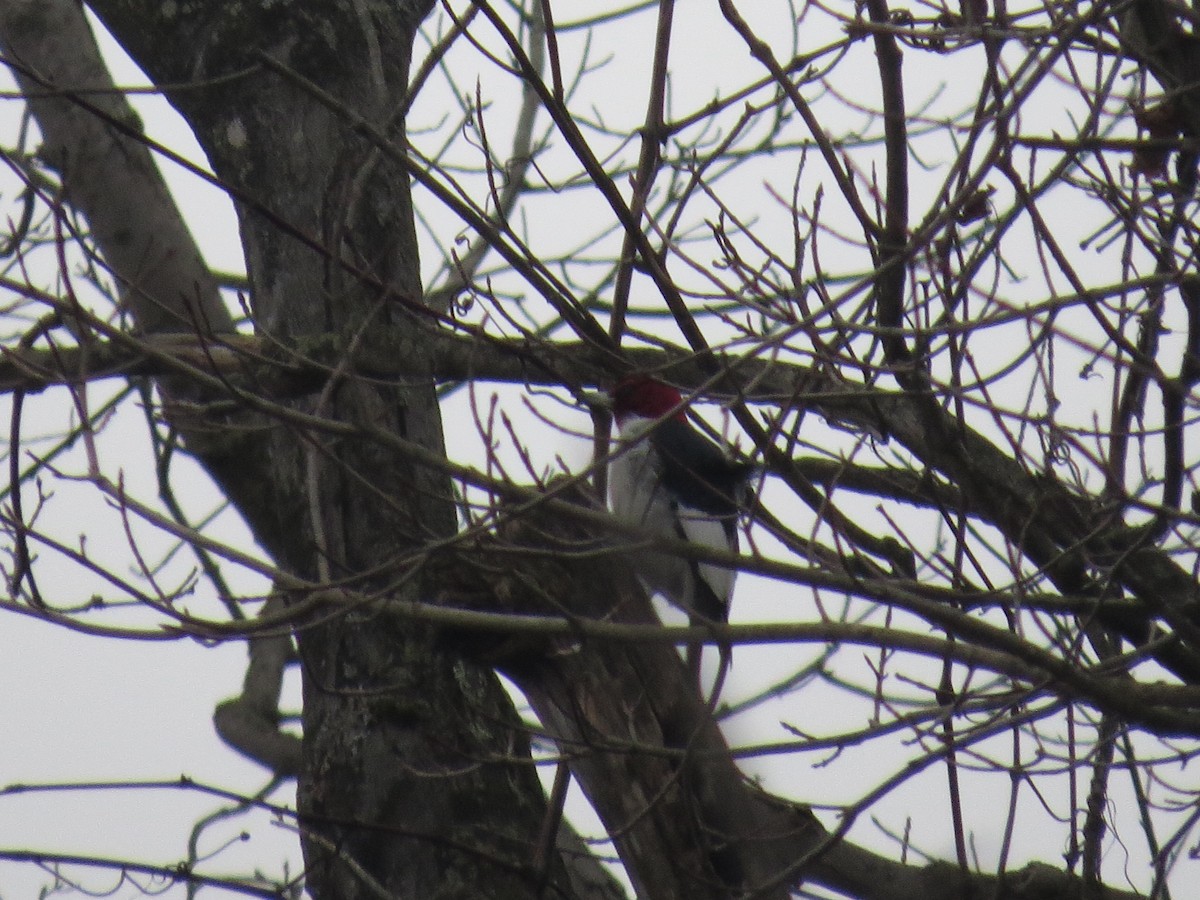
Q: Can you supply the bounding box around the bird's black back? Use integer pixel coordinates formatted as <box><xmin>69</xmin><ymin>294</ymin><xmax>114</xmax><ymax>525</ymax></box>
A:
<box><xmin>650</xmin><ymin>418</ymin><xmax>755</xmax><ymax>523</ymax></box>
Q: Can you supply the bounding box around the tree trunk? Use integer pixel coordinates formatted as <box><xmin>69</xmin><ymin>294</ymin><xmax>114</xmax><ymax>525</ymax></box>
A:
<box><xmin>51</xmin><ymin>2</ymin><xmax>574</xmax><ymax>895</ymax></box>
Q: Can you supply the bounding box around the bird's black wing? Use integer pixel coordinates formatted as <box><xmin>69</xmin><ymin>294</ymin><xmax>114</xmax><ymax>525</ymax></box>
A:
<box><xmin>650</xmin><ymin>418</ymin><xmax>754</xmax><ymax>521</ymax></box>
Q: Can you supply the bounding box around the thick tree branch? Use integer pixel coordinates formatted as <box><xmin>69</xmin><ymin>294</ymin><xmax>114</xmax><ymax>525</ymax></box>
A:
<box><xmin>0</xmin><ymin>0</ymin><xmax>228</xmax><ymax>336</ymax></box>
<box><xmin>212</xmin><ymin>594</ymin><xmax>302</xmax><ymax>777</ymax></box>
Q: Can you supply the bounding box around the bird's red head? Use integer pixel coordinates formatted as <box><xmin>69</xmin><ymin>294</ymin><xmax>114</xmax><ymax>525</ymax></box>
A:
<box><xmin>611</xmin><ymin>375</ymin><xmax>687</xmax><ymax>423</ymax></box>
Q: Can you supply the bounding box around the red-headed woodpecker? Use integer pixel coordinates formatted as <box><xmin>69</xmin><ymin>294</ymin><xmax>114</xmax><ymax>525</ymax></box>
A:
<box><xmin>608</xmin><ymin>375</ymin><xmax>755</xmax><ymax>686</ymax></box>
